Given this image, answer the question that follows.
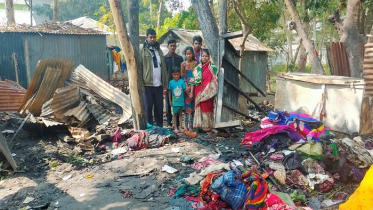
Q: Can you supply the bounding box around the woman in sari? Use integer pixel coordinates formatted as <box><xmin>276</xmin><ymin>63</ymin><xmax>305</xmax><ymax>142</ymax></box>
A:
<box><xmin>189</xmin><ymin>49</ymin><xmax>218</xmax><ymax>132</ymax></box>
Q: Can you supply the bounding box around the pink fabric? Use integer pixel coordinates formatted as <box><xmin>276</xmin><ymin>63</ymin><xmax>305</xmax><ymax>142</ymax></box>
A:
<box><xmin>191</xmin><ymin>157</ymin><xmax>222</xmax><ymax>171</ymax></box>
<box><xmin>241</xmin><ymin>125</ymin><xmax>298</xmax><ymax>147</ymax></box>
<box><xmin>261</xmin><ymin>117</ymin><xmax>276</xmax><ymax>129</ymax></box>
<box><xmin>113</xmin><ymin>130</ymin><xmax>121</xmax><ymax>148</ymax></box>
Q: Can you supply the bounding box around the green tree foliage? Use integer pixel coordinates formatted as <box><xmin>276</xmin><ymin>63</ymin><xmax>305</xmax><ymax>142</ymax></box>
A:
<box><xmin>228</xmin><ymin>0</ymin><xmax>282</xmax><ymax>48</ymax></box>
<box><xmin>34</xmin><ymin>0</ymin><xmax>108</xmax><ymax>21</ymax></box>
<box><xmin>157</xmin><ymin>8</ymin><xmax>199</xmax><ymax>37</ymax></box>
<box><xmin>139</xmin><ymin>0</ymin><xmax>172</xmax><ymax>34</ymax></box>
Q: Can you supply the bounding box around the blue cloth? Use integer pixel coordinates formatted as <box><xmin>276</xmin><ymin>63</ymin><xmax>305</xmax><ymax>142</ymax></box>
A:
<box><xmin>168</xmin><ymin>79</ymin><xmax>186</xmax><ymax>107</ymax></box>
<box><xmin>268</xmin><ymin>110</ymin><xmax>289</xmax><ymax>125</ymax></box>
<box><xmin>211</xmin><ymin>171</ymin><xmax>247</xmax><ymax>210</ymax></box>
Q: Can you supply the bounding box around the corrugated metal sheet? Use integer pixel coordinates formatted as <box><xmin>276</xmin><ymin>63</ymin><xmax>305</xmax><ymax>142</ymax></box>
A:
<box><xmin>157</xmin><ymin>28</ymin><xmax>273</xmax><ymax>52</ymax></box>
<box><xmin>0</xmin><ymin>80</ymin><xmax>26</xmax><ymax>112</ymax></box>
<box><xmin>50</xmin><ymin>86</ymin><xmax>81</xmax><ymax>120</ymax></box>
<box><xmin>241</xmin><ymin>52</ymin><xmax>267</xmax><ymax>94</ymax></box>
<box><xmin>329</xmin><ymin>42</ymin><xmax>351</xmax><ymax>77</ymax></box>
<box><xmin>19</xmin><ymin>59</ymin><xmax>76</xmax><ymax>116</ymax></box>
<box><xmin>0</xmin><ymin>33</ymin><xmax>28</xmax><ymax>88</ymax></box>
<box><xmin>364</xmin><ymin>43</ymin><xmax>373</xmax><ymax>96</ymax></box>
<box><xmin>73</xmin><ymin>65</ymin><xmax>132</xmax><ymax>124</ymax></box>
<box><xmin>87</xmin><ymin>104</ymin><xmax>112</xmax><ymax>124</ymax></box>
<box><xmin>0</xmin><ymin>33</ymin><xmax>108</xmax><ymax>88</ymax></box>
<box><xmin>228</xmin><ymin>37</ymin><xmax>273</xmax><ymax>52</ymax></box>
<box><xmin>64</xmin><ymin>101</ymin><xmax>90</xmax><ymax>122</ymax></box>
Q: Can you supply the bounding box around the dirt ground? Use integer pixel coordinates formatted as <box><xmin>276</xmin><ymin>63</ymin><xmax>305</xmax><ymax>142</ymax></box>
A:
<box><xmin>0</xmin><ymin>122</ymin><xmax>255</xmax><ymax>210</ymax></box>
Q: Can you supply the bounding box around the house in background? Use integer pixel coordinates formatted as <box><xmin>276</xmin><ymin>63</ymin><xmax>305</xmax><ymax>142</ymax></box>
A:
<box><xmin>0</xmin><ymin>23</ymin><xmax>108</xmax><ymax>88</ymax></box>
<box><xmin>0</xmin><ymin>0</ymin><xmax>52</xmax><ymax>26</ymax></box>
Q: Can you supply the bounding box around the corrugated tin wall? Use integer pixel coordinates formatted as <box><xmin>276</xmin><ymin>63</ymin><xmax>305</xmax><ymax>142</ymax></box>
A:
<box><xmin>0</xmin><ymin>33</ymin><xmax>108</xmax><ymax>88</ymax></box>
<box><xmin>0</xmin><ymin>33</ymin><xmax>28</xmax><ymax>88</ymax></box>
<box><xmin>241</xmin><ymin>51</ymin><xmax>268</xmax><ymax>94</ymax></box>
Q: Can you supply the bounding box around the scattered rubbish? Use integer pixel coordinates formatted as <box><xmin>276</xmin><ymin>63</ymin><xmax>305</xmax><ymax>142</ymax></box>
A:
<box><xmin>50</xmin><ymin>162</ymin><xmax>59</xmax><ymax>168</ymax></box>
<box><xmin>86</xmin><ymin>174</ymin><xmax>94</xmax><ymax>178</ymax></box>
<box><xmin>63</xmin><ymin>174</ymin><xmax>72</xmax><ymax>181</ymax></box>
<box><xmin>180</xmin><ymin>155</ymin><xmax>193</xmax><ymax>164</ymax></box>
<box><xmin>11</xmin><ymin>153</ymin><xmax>16</xmax><ymax>157</ymax></box>
<box><xmin>23</xmin><ymin>197</ymin><xmax>35</xmax><ymax>204</ymax></box>
<box><xmin>80</xmin><ymin>193</ymin><xmax>85</xmax><ymax>197</ymax></box>
<box><xmin>208</xmin><ymin>153</ymin><xmax>220</xmax><ymax>159</ymax></box>
<box><xmin>1</xmin><ymin>130</ymin><xmax>15</xmax><ymax>134</ymax></box>
<box><xmin>111</xmin><ymin>148</ymin><xmax>128</xmax><ymax>155</ymax></box>
<box><xmin>120</xmin><ymin>189</ymin><xmax>132</xmax><ymax>198</ymax></box>
<box><xmin>171</xmin><ymin>148</ymin><xmax>180</xmax><ymax>153</ymax></box>
<box><xmin>162</xmin><ymin>165</ymin><xmax>178</xmax><ymax>174</ymax></box>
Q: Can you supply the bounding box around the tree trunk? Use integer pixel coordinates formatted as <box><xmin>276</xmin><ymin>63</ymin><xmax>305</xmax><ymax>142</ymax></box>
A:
<box><xmin>192</xmin><ymin>0</ymin><xmax>219</xmax><ymax>64</ymax></box>
<box><xmin>109</xmin><ymin>0</ymin><xmax>146</xmax><ymax>130</ymax></box>
<box><xmin>150</xmin><ymin>0</ymin><xmax>153</xmax><ymax>27</ymax></box>
<box><xmin>53</xmin><ymin>0</ymin><xmax>59</xmax><ymax>22</ymax></box>
<box><xmin>30</xmin><ymin>0</ymin><xmax>33</xmax><ymax>26</ymax></box>
<box><xmin>364</xmin><ymin>0</ymin><xmax>373</xmax><ymax>41</ymax></box>
<box><xmin>5</xmin><ymin>0</ymin><xmax>15</xmax><ymax>26</ymax></box>
<box><xmin>156</xmin><ymin>0</ymin><xmax>163</xmax><ymax>31</ymax></box>
<box><xmin>218</xmin><ymin>0</ymin><xmax>227</xmax><ymax>35</ymax></box>
<box><xmin>329</xmin><ymin>0</ymin><xmax>365</xmax><ymax>78</ymax></box>
<box><xmin>284</xmin><ymin>0</ymin><xmax>325</xmax><ymax>74</ymax></box>
<box><xmin>283</xmin><ymin>12</ymin><xmax>293</xmax><ymax>62</ymax></box>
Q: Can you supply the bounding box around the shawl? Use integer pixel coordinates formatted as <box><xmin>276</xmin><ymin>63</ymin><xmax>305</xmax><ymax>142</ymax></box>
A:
<box><xmin>189</xmin><ymin>61</ymin><xmax>218</xmax><ymax>86</ymax></box>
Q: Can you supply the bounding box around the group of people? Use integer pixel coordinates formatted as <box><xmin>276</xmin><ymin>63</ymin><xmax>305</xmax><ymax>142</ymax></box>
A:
<box><xmin>140</xmin><ymin>28</ymin><xmax>218</xmax><ymax>133</ymax></box>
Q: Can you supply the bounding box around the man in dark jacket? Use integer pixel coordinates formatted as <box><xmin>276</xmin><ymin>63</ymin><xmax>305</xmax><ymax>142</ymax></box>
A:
<box><xmin>140</xmin><ymin>28</ymin><xmax>167</xmax><ymax>126</ymax></box>
<box><xmin>164</xmin><ymin>39</ymin><xmax>184</xmax><ymax>128</ymax></box>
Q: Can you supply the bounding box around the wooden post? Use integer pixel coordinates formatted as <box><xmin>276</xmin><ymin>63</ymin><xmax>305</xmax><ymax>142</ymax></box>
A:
<box><xmin>11</xmin><ymin>53</ymin><xmax>19</xmax><ymax>84</ymax></box>
<box><xmin>218</xmin><ymin>0</ymin><xmax>227</xmax><ymax>35</ymax></box>
<box><xmin>24</xmin><ymin>39</ymin><xmax>31</xmax><ymax>86</ymax></box>
<box><xmin>109</xmin><ymin>0</ymin><xmax>147</xmax><ymax>130</ymax></box>
<box><xmin>5</xmin><ymin>0</ymin><xmax>15</xmax><ymax>26</ymax></box>
<box><xmin>53</xmin><ymin>0</ymin><xmax>59</xmax><ymax>22</ymax></box>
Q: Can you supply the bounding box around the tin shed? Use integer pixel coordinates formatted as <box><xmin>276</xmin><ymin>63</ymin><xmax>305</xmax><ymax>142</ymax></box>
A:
<box><xmin>0</xmin><ymin>23</ymin><xmax>108</xmax><ymax>88</ymax></box>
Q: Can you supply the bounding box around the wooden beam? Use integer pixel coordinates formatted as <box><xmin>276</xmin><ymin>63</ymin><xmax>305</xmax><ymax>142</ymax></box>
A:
<box><xmin>223</xmin><ymin>57</ymin><xmax>266</xmax><ymax>97</ymax></box>
<box><xmin>224</xmin><ymin>78</ymin><xmax>264</xmax><ymax>113</ymax></box>
<box><xmin>215</xmin><ymin>67</ymin><xmax>225</xmax><ymax>124</ymax></box>
<box><xmin>219</xmin><ymin>30</ymin><xmax>243</xmax><ymax>39</ymax></box>
<box><xmin>223</xmin><ymin>103</ymin><xmax>259</xmax><ymax>121</ymax></box>
<box><xmin>214</xmin><ymin>120</ymin><xmax>242</xmax><ymax>129</ymax></box>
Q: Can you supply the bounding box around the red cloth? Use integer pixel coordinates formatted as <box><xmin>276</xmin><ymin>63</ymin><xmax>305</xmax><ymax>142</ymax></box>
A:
<box><xmin>194</xmin><ymin>62</ymin><xmax>215</xmax><ymax>113</ymax></box>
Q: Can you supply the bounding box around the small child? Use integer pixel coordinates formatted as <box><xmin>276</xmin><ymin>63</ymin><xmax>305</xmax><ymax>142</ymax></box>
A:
<box><xmin>181</xmin><ymin>46</ymin><xmax>197</xmax><ymax>131</ymax></box>
<box><xmin>168</xmin><ymin>66</ymin><xmax>186</xmax><ymax>133</ymax></box>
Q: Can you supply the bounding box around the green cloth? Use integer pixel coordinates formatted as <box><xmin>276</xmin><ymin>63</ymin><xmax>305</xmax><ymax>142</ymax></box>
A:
<box><xmin>189</xmin><ymin>61</ymin><xmax>218</xmax><ymax>86</ymax></box>
<box><xmin>330</xmin><ymin>143</ymin><xmax>338</xmax><ymax>158</ymax></box>
<box><xmin>175</xmin><ymin>184</ymin><xmax>201</xmax><ymax>197</ymax></box>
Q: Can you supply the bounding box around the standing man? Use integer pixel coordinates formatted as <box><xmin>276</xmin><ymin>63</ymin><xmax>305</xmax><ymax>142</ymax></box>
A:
<box><xmin>164</xmin><ymin>39</ymin><xmax>183</xmax><ymax>128</ymax></box>
<box><xmin>192</xmin><ymin>35</ymin><xmax>203</xmax><ymax>63</ymax></box>
<box><xmin>141</xmin><ymin>28</ymin><xmax>167</xmax><ymax>126</ymax></box>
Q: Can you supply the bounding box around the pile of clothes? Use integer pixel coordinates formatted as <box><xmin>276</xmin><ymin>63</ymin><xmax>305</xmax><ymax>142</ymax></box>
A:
<box><xmin>169</xmin><ymin>110</ymin><xmax>373</xmax><ymax>209</ymax></box>
<box><xmin>99</xmin><ymin>123</ymin><xmax>173</xmax><ymax>156</ymax></box>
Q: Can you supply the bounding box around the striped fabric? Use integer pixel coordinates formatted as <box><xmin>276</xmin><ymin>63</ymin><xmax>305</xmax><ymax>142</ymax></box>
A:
<box><xmin>241</xmin><ymin>171</ymin><xmax>269</xmax><ymax>210</ymax></box>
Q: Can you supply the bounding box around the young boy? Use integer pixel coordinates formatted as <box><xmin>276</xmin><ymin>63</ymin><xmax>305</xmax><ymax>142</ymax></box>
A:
<box><xmin>168</xmin><ymin>66</ymin><xmax>186</xmax><ymax>133</ymax></box>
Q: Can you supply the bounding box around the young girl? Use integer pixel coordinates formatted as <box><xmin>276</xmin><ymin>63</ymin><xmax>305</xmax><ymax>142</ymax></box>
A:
<box><xmin>181</xmin><ymin>47</ymin><xmax>198</xmax><ymax>131</ymax></box>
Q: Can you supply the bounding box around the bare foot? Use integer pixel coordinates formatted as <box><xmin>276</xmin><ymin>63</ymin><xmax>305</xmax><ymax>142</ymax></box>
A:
<box><xmin>174</xmin><ymin>129</ymin><xmax>180</xmax><ymax>133</ymax></box>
